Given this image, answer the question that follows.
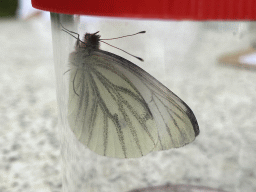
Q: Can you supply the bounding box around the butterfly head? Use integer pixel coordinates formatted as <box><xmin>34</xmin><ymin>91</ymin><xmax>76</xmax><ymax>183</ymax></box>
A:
<box><xmin>80</xmin><ymin>31</ymin><xmax>101</xmax><ymax>50</ymax></box>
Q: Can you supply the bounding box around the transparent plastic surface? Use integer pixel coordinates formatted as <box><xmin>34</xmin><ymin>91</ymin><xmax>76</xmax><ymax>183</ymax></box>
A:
<box><xmin>50</xmin><ymin>13</ymin><xmax>256</xmax><ymax>192</ymax></box>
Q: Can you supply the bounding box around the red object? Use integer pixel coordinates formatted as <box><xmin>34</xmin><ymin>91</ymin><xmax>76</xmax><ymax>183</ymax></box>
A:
<box><xmin>32</xmin><ymin>0</ymin><xmax>256</xmax><ymax>20</ymax></box>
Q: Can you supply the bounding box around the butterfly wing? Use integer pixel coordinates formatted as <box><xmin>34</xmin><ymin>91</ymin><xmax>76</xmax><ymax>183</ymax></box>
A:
<box><xmin>67</xmin><ymin>49</ymin><xmax>199</xmax><ymax>158</ymax></box>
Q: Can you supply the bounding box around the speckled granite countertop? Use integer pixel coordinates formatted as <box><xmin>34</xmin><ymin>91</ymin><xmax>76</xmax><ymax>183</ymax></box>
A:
<box><xmin>0</xmin><ymin>19</ymin><xmax>256</xmax><ymax>192</ymax></box>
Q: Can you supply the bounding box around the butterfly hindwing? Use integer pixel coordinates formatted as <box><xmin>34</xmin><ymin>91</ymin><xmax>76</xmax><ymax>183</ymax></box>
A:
<box><xmin>68</xmin><ymin>50</ymin><xmax>159</xmax><ymax>158</ymax></box>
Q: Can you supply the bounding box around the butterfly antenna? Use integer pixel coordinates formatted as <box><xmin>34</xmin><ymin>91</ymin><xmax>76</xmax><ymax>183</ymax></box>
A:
<box><xmin>100</xmin><ymin>31</ymin><xmax>146</xmax><ymax>61</ymax></box>
<box><xmin>60</xmin><ymin>23</ymin><xmax>87</xmax><ymax>47</ymax></box>
<box><xmin>100</xmin><ymin>31</ymin><xmax>146</xmax><ymax>40</ymax></box>
<box><xmin>101</xmin><ymin>40</ymin><xmax>144</xmax><ymax>61</ymax></box>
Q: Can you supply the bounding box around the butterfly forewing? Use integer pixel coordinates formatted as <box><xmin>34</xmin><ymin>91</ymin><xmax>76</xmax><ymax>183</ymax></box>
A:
<box><xmin>93</xmin><ymin>50</ymin><xmax>199</xmax><ymax>151</ymax></box>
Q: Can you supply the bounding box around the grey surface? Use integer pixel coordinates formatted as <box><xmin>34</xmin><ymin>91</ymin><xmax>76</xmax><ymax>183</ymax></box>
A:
<box><xmin>0</xmin><ymin>19</ymin><xmax>256</xmax><ymax>192</ymax></box>
<box><xmin>0</xmin><ymin>19</ymin><xmax>60</xmax><ymax>192</ymax></box>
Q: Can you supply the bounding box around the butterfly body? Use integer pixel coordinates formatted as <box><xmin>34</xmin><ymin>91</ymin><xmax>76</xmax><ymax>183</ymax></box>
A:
<box><xmin>67</xmin><ymin>31</ymin><xmax>199</xmax><ymax>158</ymax></box>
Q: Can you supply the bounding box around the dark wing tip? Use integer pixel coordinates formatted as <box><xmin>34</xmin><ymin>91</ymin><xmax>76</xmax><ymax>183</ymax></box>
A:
<box><xmin>193</xmin><ymin>119</ymin><xmax>200</xmax><ymax>137</ymax></box>
<box><xmin>136</xmin><ymin>57</ymin><xmax>144</xmax><ymax>62</ymax></box>
<box><xmin>186</xmin><ymin>108</ymin><xmax>200</xmax><ymax>137</ymax></box>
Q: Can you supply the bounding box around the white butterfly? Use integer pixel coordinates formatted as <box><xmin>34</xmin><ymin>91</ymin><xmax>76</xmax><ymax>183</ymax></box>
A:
<box><xmin>65</xmin><ymin>27</ymin><xmax>199</xmax><ymax>158</ymax></box>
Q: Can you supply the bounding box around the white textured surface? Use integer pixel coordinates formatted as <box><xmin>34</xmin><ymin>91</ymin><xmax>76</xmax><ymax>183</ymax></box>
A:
<box><xmin>1</xmin><ymin>19</ymin><xmax>256</xmax><ymax>192</ymax></box>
